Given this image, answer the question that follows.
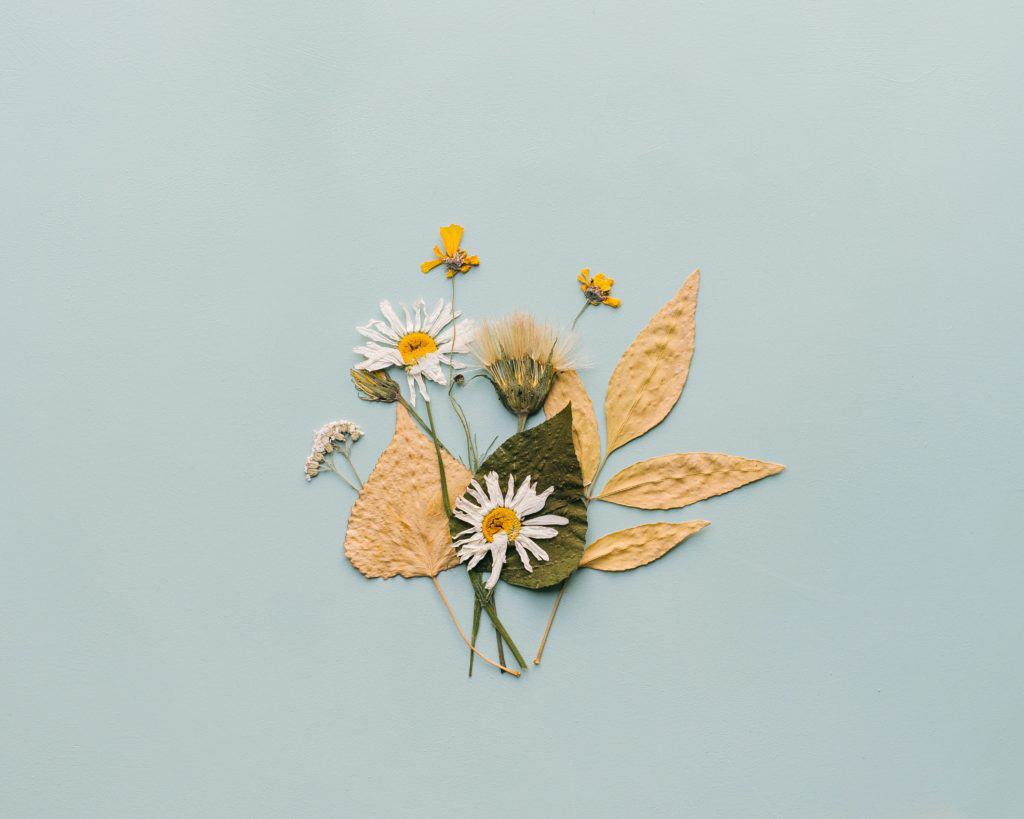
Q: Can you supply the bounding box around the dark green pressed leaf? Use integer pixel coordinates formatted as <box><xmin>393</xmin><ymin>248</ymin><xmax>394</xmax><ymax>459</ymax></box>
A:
<box><xmin>449</xmin><ymin>406</ymin><xmax>588</xmax><ymax>590</ymax></box>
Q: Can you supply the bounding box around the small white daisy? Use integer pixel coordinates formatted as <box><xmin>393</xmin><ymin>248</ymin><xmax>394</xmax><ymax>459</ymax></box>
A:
<box><xmin>354</xmin><ymin>298</ymin><xmax>474</xmax><ymax>406</ymax></box>
<box><xmin>452</xmin><ymin>471</ymin><xmax>569</xmax><ymax>589</ymax></box>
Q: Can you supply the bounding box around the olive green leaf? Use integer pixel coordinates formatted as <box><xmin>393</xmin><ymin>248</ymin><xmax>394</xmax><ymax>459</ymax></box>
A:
<box><xmin>451</xmin><ymin>406</ymin><xmax>587</xmax><ymax>589</ymax></box>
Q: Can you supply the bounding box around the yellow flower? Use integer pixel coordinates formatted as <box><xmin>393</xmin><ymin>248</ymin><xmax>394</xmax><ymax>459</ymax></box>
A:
<box><xmin>578</xmin><ymin>268</ymin><xmax>620</xmax><ymax>307</ymax></box>
<box><xmin>421</xmin><ymin>224</ymin><xmax>480</xmax><ymax>278</ymax></box>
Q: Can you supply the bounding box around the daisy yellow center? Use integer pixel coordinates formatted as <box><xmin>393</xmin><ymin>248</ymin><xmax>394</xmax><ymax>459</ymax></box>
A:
<box><xmin>397</xmin><ymin>332</ymin><xmax>438</xmax><ymax>365</ymax></box>
<box><xmin>481</xmin><ymin>507</ymin><xmax>521</xmax><ymax>543</ymax></box>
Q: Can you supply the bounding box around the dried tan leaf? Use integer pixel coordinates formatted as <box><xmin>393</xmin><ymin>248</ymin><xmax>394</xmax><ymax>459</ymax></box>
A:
<box><xmin>344</xmin><ymin>404</ymin><xmax>472</xmax><ymax>579</ymax></box>
<box><xmin>603</xmin><ymin>270</ymin><xmax>700</xmax><ymax>453</ymax></box>
<box><xmin>543</xmin><ymin>370</ymin><xmax>601</xmax><ymax>486</ymax></box>
<box><xmin>596</xmin><ymin>452</ymin><xmax>784</xmax><ymax>509</ymax></box>
<box><xmin>579</xmin><ymin>521</ymin><xmax>710</xmax><ymax>571</ymax></box>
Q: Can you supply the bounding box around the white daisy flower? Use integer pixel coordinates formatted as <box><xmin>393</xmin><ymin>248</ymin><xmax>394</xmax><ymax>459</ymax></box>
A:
<box><xmin>452</xmin><ymin>471</ymin><xmax>569</xmax><ymax>589</ymax></box>
<box><xmin>354</xmin><ymin>298</ymin><xmax>474</xmax><ymax>406</ymax></box>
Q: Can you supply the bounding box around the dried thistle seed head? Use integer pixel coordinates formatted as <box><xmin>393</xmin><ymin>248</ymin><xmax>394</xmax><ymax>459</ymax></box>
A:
<box><xmin>351</xmin><ymin>368</ymin><xmax>400</xmax><ymax>403</ymax></box>
<box><xmin>470</xmin><ymin>313</ymin><xmax>579</xmax><ymax>418</ymax></box>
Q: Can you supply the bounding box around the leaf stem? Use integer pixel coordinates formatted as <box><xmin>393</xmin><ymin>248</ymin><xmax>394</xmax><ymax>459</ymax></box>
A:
<box><xmin>470</xmin><ymin>572</ymin><xmax>527</xmax><ymax>668</ymax></box>
<box><xmin>468</xmin><ymin>595</ymin><xmax>482</xmax><ymax>677</ymax></box>
<box><xmin>516</xmin><ymin>413</ymin><xmax>527</xmax><ymax>433</ymax></box>
<box><xmin>533</xmin><ymin>578</ymin><xmax>569</xmax><ymax>665</ymax></box>
<box><xmin>424</xmin><ymin>399</ymin><xmax>452</xmax><ymax>518</ymax></box>
<box><xmin>571</xmin><ymin>301</ymin><xmax>591</xmax><ymax>331</ymax></box>
<box><xmin>431</xmin><ymin>576</ymin><xmax>520</xmax><ymax>677</ymax></box>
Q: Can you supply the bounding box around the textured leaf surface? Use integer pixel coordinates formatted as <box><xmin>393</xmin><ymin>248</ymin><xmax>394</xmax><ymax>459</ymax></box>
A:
<box><xmin>596</xmin><ymin>452</ymin><xmax>784</xmax><ymax>509</ymax></box>
<box><xmin>344</xmin><ymin>404</ymin><xmax>472</xmax><ymax>578</ymax></box>
<box><xmin>580</xmin><ymin>521</ymin><xmax>709</xmax><ymax>571</ymax></box>
<box><xmin>453</xmin><ymin>406</ymin><xmax>587</xmax><ymax>589</ymax></box>
<box><xmin>543</xmin><ymin>370</ymin><xmax>601</xmax><ymax>486</ymax></box>
<box><xmin>604</xmin><ymin>270</ymin><xmax>700</xmax><ymax>453</ymax></box>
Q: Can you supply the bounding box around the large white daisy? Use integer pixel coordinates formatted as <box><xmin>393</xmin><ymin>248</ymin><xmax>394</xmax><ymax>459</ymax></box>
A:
<box><xmin>452</xmin><ymin>471</ymin><xmax>569</xmax><ymax>589</ymax></box>
<box><xmin>354</xmin><ymin>298</ymin><xmax>474</xmax><ymax>405</ymax></box>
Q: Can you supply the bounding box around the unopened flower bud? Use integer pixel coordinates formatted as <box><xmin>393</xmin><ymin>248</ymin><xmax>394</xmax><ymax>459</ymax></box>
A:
<box><xmin>351</xmin><ymin>368</ymin><xmax>400</xmax><ymax>403</ymax></box>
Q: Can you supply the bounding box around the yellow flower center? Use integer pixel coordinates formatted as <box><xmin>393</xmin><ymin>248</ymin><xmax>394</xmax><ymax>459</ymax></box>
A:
<box><xmin>397</xmin><ymin>332</ymin><xmax>438</xmax><ymax>365</ymax></box>
<box><xmin>481</xmin><ymin>507</ymin><xmax>521</xmax><ymax>543</ymax></box>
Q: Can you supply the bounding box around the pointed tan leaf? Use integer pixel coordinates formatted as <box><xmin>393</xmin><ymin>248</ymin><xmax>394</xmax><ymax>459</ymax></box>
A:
<box><xmin>596</xmin><ymin>452</ymin><xmax>784</xmax><ymax>509</ymax></box>
<box><xmin>543</xmin><ymin>370</ymin><xmax>601</xmax><ymax>486</ymax></box>
<box><xmin>604</xmin><ymin>270</ymin><xmax>700</xmax><ymax>453</ymax></box>
<box><xmin>580</xmin><ymin>521</ymin><xmax>710</xmax><ymax>571</ymax></box>
<box><xmin>344</xmin><ymin>404</ymin><xmax>472</xmax><ymax>579</ymax></box>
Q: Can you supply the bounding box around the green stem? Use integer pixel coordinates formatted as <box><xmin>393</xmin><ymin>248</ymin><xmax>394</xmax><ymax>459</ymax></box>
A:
<box><xmin>571</xmin><ymin>301</ymin><xmax>591</xmax><ymax>331</ymax></box>
<box><xmin>470</xmin><ymin>572</ymin><xmax>527</xmax><ymax>668</ymax></box>
<box><xmin>424</xmin><ymin>399</ymin><xmax>452</xmax><ymax>518</ymax></box>
<box><xmin>397</xmin><ymin>394</ymin><xmax>434</xmax><ymax>441</ymax></box>
<box><xmin>327</xmin><ymin>459</ymin><xmax>359</xmax><ymax>491</ymax></box>
<box><xmin>340</xmin><ymin>451</ymin><xmax>363</xmax><ymax>488</ymax></box>
<box><xmin>468</xmin><ymin>596</ymin><xmax>482</xmax><ymax>677</ymax></box>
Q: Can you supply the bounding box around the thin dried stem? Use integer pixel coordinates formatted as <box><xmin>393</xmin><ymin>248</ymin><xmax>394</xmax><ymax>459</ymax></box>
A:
<box><xmin>432</xmin><ymin>577</ymin><xmax>520</xmax><ymax>677</ymax></box>
<box><xmin>533</xmin><ymin>579</ymin><xmax>568</xmax><ymax>665</ymax></box>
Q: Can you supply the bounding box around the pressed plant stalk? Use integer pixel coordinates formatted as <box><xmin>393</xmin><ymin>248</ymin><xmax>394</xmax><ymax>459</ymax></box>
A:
<box><xmin>469</xmin><ymin>571</ymin><xmax>527</xmax><ymax>669</ymax></box>
<box><xmin>426</xmin><ymin>396</ymin><xmax>525</xmax><ymax>673</ymax></box>
<box><xmin>447</xmin><ymin>278</ymin><xmax>477</xmax><ymax>468</ymax></box>
<box><xmin>533</xmin><ymin>580</ymin><xmax>568</xmax><ymax>664</ymax></box>
<box><xmin>532</xmin><ymin>454</ymin><xmax>607</xmax><ymax>664</ymax></box>
<box><xmin>468</xmin><ymin>596</ymin><xmax>482</xmax><ymax>677</ymax></box>
<box><xmin>432</xmin><ymin>577</ymin><xmax>519</xmax><ymax>676</ymax></box>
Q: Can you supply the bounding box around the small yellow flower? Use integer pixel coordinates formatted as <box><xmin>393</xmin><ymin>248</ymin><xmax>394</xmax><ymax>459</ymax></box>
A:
<box><xmin>421</xmin><ymin>224</ymin><xmax>480</xmax><ymax>278</ymax></box>
<box><xmin>578</xmin><ymin>268</ymin><xmax>620</xmax><ymax>307</ymax></box>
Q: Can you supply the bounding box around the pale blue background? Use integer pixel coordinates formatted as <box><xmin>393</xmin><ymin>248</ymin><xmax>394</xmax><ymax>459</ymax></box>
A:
<box><xmin>3</xmin><ymin>1</ymin><xmax>1023</xmax><ymax>816</ymax></box>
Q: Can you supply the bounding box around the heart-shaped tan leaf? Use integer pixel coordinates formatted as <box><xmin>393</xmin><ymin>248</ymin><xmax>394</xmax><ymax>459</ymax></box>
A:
<box><xmin>596</xmin><ymin>452</ymin><xmax>784</xmax><ymax>509</ymax></box>
<box><xmin>543</xmin><ymin>370</ymin><xmax>601</xmax><ymax>486</ymax></box>
<box><xmin>604</xmin><ymin>270</ymin><xmax>700</xmax><ymax>453</ymax></box>
<box><xmin>344</xmin><ymin>404</ymin><xmax>472</xmax><ymax>578</ymax></box>
<box><xmin>580</xmin><ymin>521</ymin><xmax>710</xmax><ymax>571</ymax></box>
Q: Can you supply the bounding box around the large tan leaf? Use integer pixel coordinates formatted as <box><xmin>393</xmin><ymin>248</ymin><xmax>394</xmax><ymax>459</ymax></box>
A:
<box><xmin>344</xmin><ymin>404</ymin><xmax>472</xmax><ymax>578</ymax></box>
<box><xmin>580</xmin><ymin>521</ymin><xmax>710</xmax><ymax>571</ymax></box>
<box><xmin>543</xmin><ymin>370</ymin><xmax>601</xmax><ymax>486</ymax></box>
<box><xmin>596</xmin><ymin>452</ymin><xmax>784</xmax><ymax>509</ymax></box>
<box><xmin>604</xmin><ymin>270</ymin><xmax>700</xmax><ymax>453</ymax></box>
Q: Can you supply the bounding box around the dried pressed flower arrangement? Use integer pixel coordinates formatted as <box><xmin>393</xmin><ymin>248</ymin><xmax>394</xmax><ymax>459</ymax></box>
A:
<box><xmin>305</xmin><ymin>225</ymin><xmax>784</xmax><ymax>676</ymax></box>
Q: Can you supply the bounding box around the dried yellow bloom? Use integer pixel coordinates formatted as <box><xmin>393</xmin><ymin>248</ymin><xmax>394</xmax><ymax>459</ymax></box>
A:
<box><xmin>421</xmin><ymin>224</ymin><xmax>480</xmax><ymax>278</ymax></box>
<box><xmin>578</xmin><ymin>268</ymin><xmax>620</xmax><ymax>307</ymax></box>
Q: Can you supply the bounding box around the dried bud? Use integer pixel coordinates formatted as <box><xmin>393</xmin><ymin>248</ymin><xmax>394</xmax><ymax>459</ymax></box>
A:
<box><xmin>351</xmin><ymin>368</ymin><xmax>400</xmax><ymax>403</ymax></box>
<box><xmin>453</xmin><ymin>373</ymin><xmax>466</xmax><ymax>386</ymax></box>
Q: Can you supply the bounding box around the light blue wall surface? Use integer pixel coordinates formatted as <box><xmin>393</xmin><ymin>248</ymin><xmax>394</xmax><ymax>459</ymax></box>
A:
<box><xmin>3</xmin><ymin>1</ymin><xmax>1022</xmax><ymax>816</ymax></box>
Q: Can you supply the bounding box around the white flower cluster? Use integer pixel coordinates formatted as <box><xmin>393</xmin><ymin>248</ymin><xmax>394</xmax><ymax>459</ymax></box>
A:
<box><xmin>305</xmin><ymin>420</ymin><xmax>363</xmax><ymax>481</ymax></box>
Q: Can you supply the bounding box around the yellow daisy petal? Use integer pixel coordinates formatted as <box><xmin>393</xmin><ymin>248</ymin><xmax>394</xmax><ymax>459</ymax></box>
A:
<box><xmin>603</xmin><ymin>296</ymin><xmax>621</xmax><ymax>308</ymax></box>
<box><xmin>421</xmin><ymin>258</ymin><xmax>444</xmax><ymax>273</ymax></box>
<box><xmin>439</xmin><ymin>224</ymin><xmax>464</xmax><ymax>257</ymax></box>
<box><xmin>593</xmin><ymin>273</ymin><xmax>614</xmax><ymax>290</ymax></box>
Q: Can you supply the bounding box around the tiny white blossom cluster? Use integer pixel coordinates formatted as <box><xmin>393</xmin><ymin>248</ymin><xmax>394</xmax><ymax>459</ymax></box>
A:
<box><xmin>305</xmin><ymin>420</ymin><xmax>363</xmax><ymax>481</ymax></box>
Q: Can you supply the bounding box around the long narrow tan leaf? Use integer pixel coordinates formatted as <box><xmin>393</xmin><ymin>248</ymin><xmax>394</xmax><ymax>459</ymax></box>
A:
<box><xmin>596</xmin><ymin>452</ymin><xmax>784</xmax><ymax>509</ymax></box>
<box><xmin>543</xmin><ymin>369</ymin><xmax>601</xmax><ymax>486</ymax></box>
<box><xmin>344</xmin><ymin>404</ymin><xmax>472</xmax><ymax>578</ymax></box>
<box><xmin>580</xmin><ymin>521</ymin><xmax>710</xmax><ymax>571</ymax></box>
<box><xmin>604</xmin><ymin>270</ymin><xmax>700</xmax><ymax>453</ymax></box>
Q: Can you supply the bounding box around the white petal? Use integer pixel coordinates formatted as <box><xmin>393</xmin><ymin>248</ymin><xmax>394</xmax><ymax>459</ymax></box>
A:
<box><xmin>521</xmin><ymin>514</ymin><xmax>569</xmax><ymax>527</ymax></box>
<box><xmin>379</xmin><ymin>301</ymin><xmax>406</xmax><ymax>335</ymax></box>
<box><xmin>412</xmin><ymin>298</ymin><xmax>427</xmax><ymax>331</ymax></box>
<box><xmin>401</xmin><ymin>303</ymin><xmax>413</xmax><ymax>332</ymax></box>
<box><xmin>519</xmin><ymin>525</ymin><xmax>560</xmax><ymax>540</ymax></box>
<box><xmin>504</xmin><ymin>474</ymin><xmax>515</xmax><ymax>505</ymax></box>
<box><xmin>484</xmin><ymin>472</ymin><xmax>503</xmax><ymax>507</ymax></box>
<box><xmin>406</xmin><ymin>372</ymin><xmax>419</xmax><ymax>406</ymax></box>
<box><xmin>516</xmin><ymin>535</ymin><xmax>549</xmax><ymax>563</ymax></box>
<box><xmin>509</xmin><ymin>476</ymin><xmax>535</xmax><ymax>511</ymax></box>
<box><xmin>356</xmin><ymin>322</ymin><xmax>396</xmax><ymax>345</ymax></box>
<box><xmin>514</xmin><ymin>542</ymin><xmax>533</xmax><ymax>572</ymax></box>
<box><xmin>423</xmin><ymin>298</ymin><xmax>445</xmax><ymax>335</ymax></box>
<box><xmin>426</xmin><ymin>301</ymin><xmax>455</xmax><ymax>337</ymax></box>
<box><xmin>517</xmin><ymin>485</ymin><xmax>554</xmax><ymax>516</ymax></box>
<box><xmin>485</xmin><ymin>534</ymin><xmax>508</xmax><ymax>589</ymax></box>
